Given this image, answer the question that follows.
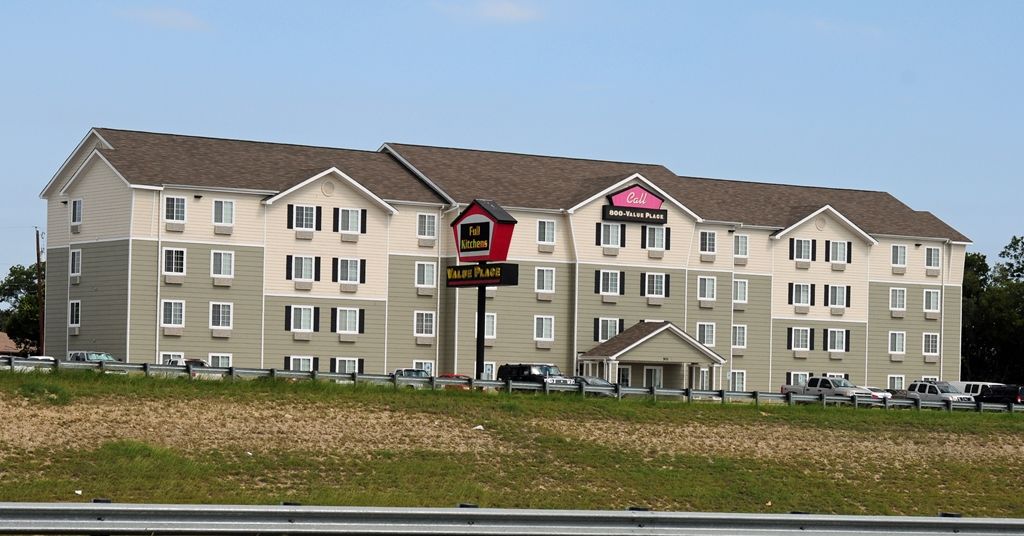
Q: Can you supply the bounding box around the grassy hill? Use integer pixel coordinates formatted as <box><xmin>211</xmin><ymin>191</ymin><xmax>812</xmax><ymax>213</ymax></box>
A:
<box><xmin>1</xmin><ymin>370</ymin><xmax>1022</xmax><ymax>517</ymax></box>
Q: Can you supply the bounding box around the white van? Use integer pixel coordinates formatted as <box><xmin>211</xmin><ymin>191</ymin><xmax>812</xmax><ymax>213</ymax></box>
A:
<box><xmin>948</xmin><ymin>381</ymin><xmax>1003</xmax><ymax>397</ymax></box>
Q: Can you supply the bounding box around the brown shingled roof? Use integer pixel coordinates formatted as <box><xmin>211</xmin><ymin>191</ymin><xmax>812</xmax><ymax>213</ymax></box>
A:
<box><xmin>92</xmin><ymin>129</ymin><xmax>445</xmax><ymax>204</ymax></box>
<box><xmin>582</xmin><ymin>321</ymin><xmax>671</xmax><ymax>358</ymax></box>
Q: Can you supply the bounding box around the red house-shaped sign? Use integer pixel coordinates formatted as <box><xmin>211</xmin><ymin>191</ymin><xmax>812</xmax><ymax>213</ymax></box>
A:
<box><xmin>450</xmin><ymin>199</ymin><xmax>517</xmax><ymax>263</ymax></box>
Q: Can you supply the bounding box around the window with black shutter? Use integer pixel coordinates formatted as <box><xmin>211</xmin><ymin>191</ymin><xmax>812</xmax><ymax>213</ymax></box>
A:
<box><xmin>287</xmin><ymin>205</ymin><xmax>294</xmax><ymax>229</ymax></box>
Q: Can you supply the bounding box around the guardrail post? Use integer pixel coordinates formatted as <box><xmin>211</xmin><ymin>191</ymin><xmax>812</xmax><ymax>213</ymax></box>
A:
<box><xmin>270</xmin><ymin>368</ymin><xmax>277</xmax><ymax>380</ymax></box>
<box><xmin>506</xmin><ymin>378</ymin><xmax>513</xmax><ymax>394</ymax></box>
<box><xmin>720</xmin><ymin>389</ymin><xmax>727</xmax><ymax>404</ymax></box>
<box><xmin>98</xmin><ymin>361</ymin><xmax>105</xmax><ymax>373</ymax></box>
<box><xmin>228</xmin><ymin>367</ymin><xmax>236</xmax><ymax>380</ymax></box>
<box><xmin>945</xmin><ymin>399</ymin><xmax>953</xmax><ymax>412</ymax></box>
<box><xmin>186</xmin><ymin>363</ymin><xmax>193</xmax><ymax>379</ymax></box>
<box><xmin>685</xmin><ymin>388</ymin><xmax>693</xmax><ymax>403</ymax></box>
<box><xmin>976</xmin><ymin>400</ymin><xmax>983</xmax><ymax>413</ymax></box>
<box><xmin>914</xmin><ymin>397</ymin><xmax>922</xmax><ymax>411</ymax></box>
<box><xmin>351</xmin><ymin>372</ymin><xmax>358</xmax><ymax>385</ymax></box>
<box><xmin>819</xmin><ymin>392</ymin><xmax>826</xmax><ymax>408</ymax></box>
<box><xmin>392</xmin><ymin>375</ymin><xmax>399</xmax><ymax>389</ymax></box>
<box><xmin>543</xmin><ymin>381</ymin><xmax>550</xmax><ymax>396</ymax></box>
<box><xmin>6</xmin><ymin>356</ymin><xmax>13</xmax><ymax>370</ymax></box>
<box><xmin>578</xmin><ymin>382</ymin><xmax>586</xmax><ymax>397</ymax></box>
<box><xmin>142</xmin><ymin>363</ymin><xmax>150</xmax><ymax>377</ymax></box>
<box><xmin>467</xmin><ymin>377</ymin><xmax>475</xmax><ymax>390</ymax></box>
<box><xmin>1009</xmin><ymin>402</ymin><xmax>1015</xmax><ymax>413</ymax></box>
<box><xmin>786</xmin><ymin>391</ymin><xmax>794</xmax><ymax>406</ymax></box>
<box><xmin>649</xmin><ymin>384</ymin><xmax>657</xmax><ymax>402</ymax></box>
<box><xmin>615</xmin><ymin>383</ymin><xmax>622</xmax><ymax>400</ymax></box>
<box><xmin>851</xmin><ymin>395</ymin><xmax>858</xmax><ymax>409</ymax></box>
<box><xmin>311</xmin><ymin>370</ymin><xmax>318</xmax><ymax>382</ymax></box>
<box><xmin>883</xmin><ymin>396</ymin><xmax>890</xmax><ymax>410</ymax></box>
<box><xmin>753</xmin><ymin>391</ymin><xmax>760</xmax><ymax>408</ymax></box>
<box><xmin>429</xmin><ymin>376</ymin><xmax>436</xmax><ymax>391</ymax></box>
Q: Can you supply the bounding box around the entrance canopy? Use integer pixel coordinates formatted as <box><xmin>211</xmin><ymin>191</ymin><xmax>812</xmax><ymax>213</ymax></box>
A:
<box><xmin>581</xmin><ymin>321</ymin><xmax>725</xmax><ymax>365</ymax></box>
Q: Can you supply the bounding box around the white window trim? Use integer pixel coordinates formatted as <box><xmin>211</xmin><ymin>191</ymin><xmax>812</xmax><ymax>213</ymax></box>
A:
<box><xmin>337</xmin><ymin>207</ymin><xmax>361</xmax><ymax>234</ymax></box>
<box><xmin>414</xmin><ymin>261</ymin><xmax>437</xmax><ymax>288</ymax></box>
<box><xmin>891</xmin><ymin>244</ymin><xmax>907</xmax><ymax>267</ymax></box>
<box><xmin>162</xmin><ymin>248</ymin><xmax>187</xmax><ymax>275</ymax></box>
<box><xmin>699</xmin><ymin>230</ymin><xmax>717</xmax><ymax>254</ymax></box>
<box><xmin>791</xmin><ymin>371</ymin><xmax>810</xmax><ymax>386</ymax></box>
<box><xmin>292</xmin><ymin>204</ymin><xmax>317</xmax><ymax>230</ymax></box>
<box><xmin>533</xmin><ymin>315</ymin><xmax>555</xmax><ymax>341</ymax></box>
<box><xmin>730</xmin><ymin>370</ymin><xmax>746</xmax><ymax>392</ymax></box>
<box><xmin>70</xmin><ymin>198</ymin><xmax>83</xmax><ymax>224</ymax></box>
<box><xmin>792</xmin><ymin>283</ymin><xmax>811</xmax><ymax>306</ymax></box>
<box><xmin>732</xmin><ymin>279</ymin><xmax>748</xmax><ymax>304</ymax></box>
<box><xmin>828</xmin><ymin>284</ymin><xmax>848</xmax><ymax>308</ymax></box>
<box><xmin>336</xmin><ymin>258</ymin><xmax>360</xmax><ymax>284</ymax></box>
<box><xmin>69</xmin><ymin>249</ymin><xmax>82</xmax><ymax>276</ymax></box>
<box><xmin>290</xmin><ymin>355</ymin><xmax>314</xmax><ymax>372</ymax></box>
<box><xmin>696</xmin><ymin>322</ymin><xmax>716</xmax><ymax>347</ymax></box>
<box><xmin>210</xmin><ymin>250</ymin><xmax>235</xmax><ymax>278</ymax></box>
<box><xmin>889</xmin><ymin>287</ymin><xmax>907</xmax><ymax>311</ymax></box>
<box><xmin>333</xmin><ymin>357</ymin><xmax>359</xmax><ymax>374</ymax></box>
<box><xmin>698</xmin><ymin>276</ymin><xmax>717</xmax><ymax>300</ymax></box>
<box><xmin>160</xmin><ymin>300</ymin><xmax>185</xmax><ymax>327</ymax></box>
<box><xmin>827</xmin><ymin>328</ymin><xmax>846</xmax><ymax>353</ymax></box>
<box><xmin>209</xmin><ymin>302</ymin><xmax>233</xmax><ymax>329</ymax></box>
<box><xmin>922</xmin><ymin>333</ymin><xmax>940</xmax><ymax>356</ymax></box>
<box><xmin>68</xmin><ymin>300</ymin><xmax>81</xmax><ymax>327</ymax></box>
<box><xmin>291</xmin><ymin>305</ymin><xmax>314</xmax><ymax>333</ymax></box>
<box><xmin>643</xmin><ymin>366</ymin><xmax>664</xmax><ymax>388</ymax></box>
<box><xmin>888</xmin><ymin>331</ymin><xmax>906</xmax><ymax>354</ymax></box>
<box><xmin>599</xmin><ymin>270</ymin><xmax>620</xmax><ymax>296</ymax></box>
<box><xmin>160</xmin><ymin>352</ymin><xmax>184</xmax><ymax>365</ymax></box>
<box><xmin>164</xmin><ymin>196</ymin><xmax>187</xmax><ymax>222</ymax></box>
<box><xmin>598</xmin><ymin>317</ymin><xmax>619</xmax><ymax>343</ymax></box>
<box><xmin>887</xmin><ymin>374</ymin><xmax>905</xmax><ymax>390</ymax></box>
<box><xmin>535</xmin><ymin>267</ymin><xmax>555</xmax><ymax>293</ymax></box>
<box><xmin>922</xmin><ymin>375</ymin><xmax>939</xmax><ymax>382</ymax></box>
<box><xmin>413</xmin><ymin>310</ymin><xmax>436</xmax><ymax>337</ymax></box>
<box><xmin>923</xmin><ymin>289</ymin><xmax>941</xmax><ymax>313</ymax></box>
<box><xmin>792</xmin><ymin>327</ymin><xmax>811</xmax><ymax>351</ymax></box>
<box><xmin>416</xmin><ymin>213</ymin><xmax>437</xmax><ymax>239</ymax></box>
<box><xmin>475</xmin><ymin>313</ymin><xmax>498</xmax><ymax>339</ymax></box>
<box><xmin>925</xmin><ymin>246</ymin><xmax>942</xmax><ymax>269</ymax></box>
<box><xmin>483</xmin><ymin>361</ymin><xmax>497</xmax><ymax>381</ymax></box>
<box><xmin>646</xmin><ymin>272</ymin><xmax>666</xmax><ymax>298</ymax></box>
<box><xmin>212</xmin><ymin>199</ymin><xmax>234</xmax><ymax>226</ymax></box>
<box><xmin>646</xmin><ymin>226</ymin><xmax>665</xmax><ymax>251</ymax></box>
<box><xmin>293</xmin><ymin>255</ymin><xmax>315</xmax><ymax>282</ymax></box>
<box><xmin>830</xmin><ymin>241</ymin><xmax>848</xmax><ymax>265</ymax></box>
<box><xmin>732</xmin><ymin>324</ymin><xmax>747</xmax><ymax>349</ymax></box>
<box><xmin>599</xmin><ymin>223</ymin><xmax>620</xmax><ymax>248</ymax></box>
<box><xmin>537</xmin><ymin>219</ymin><xmax>556</xmax><ymax>245</ymax></box>
<box><xmin>208</xmin><ymin>353</ymin><xmax>232</xmax><ymax>367</ymax></box>
<box><xmin>793</xmin><ymin>238</ymin><xmax>812</xmax><ymax>261</ymax></box>
<box><xmin>413</xmin><ymin>360</ymin><xmax>435</xmax><ymax>376</ymax></box>
<box><xmin>733</xmin><ymin>234</ymin><xmax>749</xmax><ymax>258</ymax></box>
<box><xmin>336</xmin><ymin>307</ymin><xmax>359</xmax><ymax>334</ymax></box>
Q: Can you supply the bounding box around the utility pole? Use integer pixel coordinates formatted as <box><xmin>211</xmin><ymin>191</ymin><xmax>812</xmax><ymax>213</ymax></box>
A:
<box><xmin>35</xmin><ymin>227</ymin><xmax>44</xmax><ymax>355</ymax></box>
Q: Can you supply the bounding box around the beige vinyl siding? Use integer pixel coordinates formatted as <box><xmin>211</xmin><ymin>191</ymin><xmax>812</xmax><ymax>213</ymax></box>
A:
<box><xmin>617</xmin><ymin>330</ymin><xmax>721</xmax><ymax>365</ymax></box>
<box><xmin>869</xmin><ymin>238</ymin><xmax>949</xmax><ymax>284</ymax></box>
<box><xmin>138</xmin><ymin>189</ymin><xmax>266</xmax><ymax>244</ymax></box>
<box><xmin>61</xmin><ymin>157</ymin><xmax>132</xmax><ymax>243</ymax></box>
<box><xmin>942</xmin><ymin>285</ymin><xmax>963</xmax><ymax>381</ymax></box>
<box><xmin>946</xmin><ymin>243</ymin><xmax>967</xmax><ymax>286</ymax></box>
<box><xmin>264</xmin><ymin>175</ymin><xmax>390</xmax><ymax>298</ymax></box>
<box><xmin>732</xmin><ymin>229</ymin><xmax>773</xmax><ymax>274</ymax></box>
<box><xmin>866</xmin><ymin>282</ymin><xmax>945</xmax><ymax>385</ymax></box>
<box><xmin>67</xmin><ymin>240</ymin><xmax>131</xmax><ymax>361</ymax></box>
<box><xmin>43</xmin><ymin>247</ymin><xmax>69</xmax><ymax>357</ymax></box>
<box><xmin>686</xmin><ymin>224</ymin><xmax>739</xmax><ymax>271</ymax></box>
<box><xmin>386</xmin><ymin>255</ymin><xmax>440</xmax><ymax>374</ymax></box>
<box><xmin>389</xmin><ymin>203</ymin><xmax>444</xmax><ymax>256</ymax></box>
<box><xmin>577</xmin><ymin>264</ymin><xmax>686</xmax><ymax>349</ymax></box>
<box><xmin>263</xmin><ymin>296</ymin><xmax>386</xmax><ymax>373</ymax></box>
<box><xmin>770</xmin><ymin>320</ymin><xmax>867</xmax><ymax>387</ymax></box>
<box><xmin>129</xmin><ymin>240</ymin><xmax>158</xmax><ymax>362</ymax></box>
<box><xmin>451</xmin><ymin>260</ymin><xmax>575</xmax><ymax>377</ymax></box>
<box><xmin>154</xmin><ymin>242</ymin><xmax>263</xmax><ymax>367</ymax></box>
<box><xmin>41</xmin><ymin>132</ymin><xmax>109</xmax><ymax>199</ymax></box>
<box><xmin>504</xmin><ymin>210</ymin><xmax>574</xmax><ymax>262</ymax></box>
<box><xmin>731</xmin><ymin>274</ymin><xmax>772</xmax><ymax>390</ymax></box>
<box><xmin>131</xmin><ymin>190</ymin><xmax>158</xmax><ymax>238</ymax></box>
<box><xmin>46</xmin><ymin>199</ymin><xmax>70</xmax><ymax>248</ymax></box>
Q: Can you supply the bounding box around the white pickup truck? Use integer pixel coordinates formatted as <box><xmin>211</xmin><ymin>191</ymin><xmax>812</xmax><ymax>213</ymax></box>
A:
<box><xmin>781</xmin><ymin>376</ymin><xmax>874</xmax><ymax>398</ymax></box>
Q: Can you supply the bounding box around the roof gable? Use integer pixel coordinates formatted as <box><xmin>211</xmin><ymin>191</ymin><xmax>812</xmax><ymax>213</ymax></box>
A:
<box><xmin>40</xmin><ymin>129</ymin><xmax>113</xmax><ymax>199</ymax></box>
<box><xmin>263</xmin><ymin>168</ymin><xmax>398</xmax><ymax>215</ymax></box>
<box><xmin>567</xmin><ymin>173</ymin><xmax>702</xmax><ymax>222</ymax></box>
<box><xmin>772</xmin><ymin>205</ymin><xmax>877</xmax><ymax>245</ymax></box>
<box><xmin>582</xmin><ymin>321</ymin><xmax>725</xmax><ymax>364</ymax></box>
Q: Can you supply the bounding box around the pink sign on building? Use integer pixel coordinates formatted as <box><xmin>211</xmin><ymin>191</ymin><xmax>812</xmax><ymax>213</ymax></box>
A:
<box><xmin>608</xmin><ymin>185</ymin><xmax>664</xmax><ymax>210</ymax></box>
<box><xmin>602</xmin><ymin>184</ymin><xmax>669</xmax><ymax>225</ymax></box>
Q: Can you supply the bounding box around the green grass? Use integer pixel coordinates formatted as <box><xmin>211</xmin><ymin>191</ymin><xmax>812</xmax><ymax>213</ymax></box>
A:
<box><xmin>1</xmin><ymin>369</ymin><xmax>1023</xmax><ymax>516</ymax></box>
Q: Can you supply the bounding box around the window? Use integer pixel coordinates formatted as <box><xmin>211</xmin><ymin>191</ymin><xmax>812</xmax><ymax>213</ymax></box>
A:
<box><xmin>697</xmin><ymin>368</ymin><xmax>710</xmax><ymax>390</ymax></box>
<box><xmin>696</xmin><ymin>322</ymin><xmax>715</xmax><ymax>346</ymax></box>
<box><xmin>925</xmin><ymin>247</ymin><xmax>941</xmax><ymax>269</ymax></box>
<box><xmin>922</xmin><ymin>375</ymin><xmax>939</xmax><ymax>382</ymax></box>
<box><xmin>336</xmin><ymin>308</ymin><xmax>359</xmax><ymax>334</ymax></box>
<box><xmin>534</xmin><ymin>315</ymin><xmax>554</xmax><ymax>341</ymax></box>
<box><xmin>730</xmin><ymin>370</ymin><xmax>746</xmax><ymax>392</ymax></box>
<box><xmin>337</xmin><ymin>208</ymin><xmax>360</xmax><ymax>233</ymax></box>
<box><xmin>732</xmin><ymin>325</ymin><xmax>747</xmax><ymax>349</ymax></box>
<box><xmin>891</xmin><ymin>244</ymin><xmax>907</xmax><ymax>266</ymax></box>
<box><xmin>827</xmin><ymin>285</ymin><xmax>847</xmax><ymax>308</ymax></box>
<box><xmin>210</xmin><ymin>302</ymin><xmax>232</xmax><ymax>329</ymax></box>
<box><xmin>889</xmin><ymin>331</ymin><xmax>906</xmax><ymax>354</ymax></box>
<box><xmin>68</xmin><ymin>300</ymin><xmax>81</xmax><ymax>327</ymax></box>
<box><xmin>698</xmin><ymin>276</ymin><xmax>716</xmax><ymax>300</ymax></box>
<box><xmin>791</xmin><ymin>327</ymin><xmax>810</xmax><ymax>351</ymax></box>
<box><xmin>791</xmin><ymin>283</ymin><xmax>810</xmax><ymax>306</ymax></box>
<box><xmin>923</xmin><ymin>333</ymin><xmax>940</xmax><ymax>355</ymax></box>
<box><xmin>699</xmin><ymin>231</ymin><xmax>716</xmax><ymax>254</ymax></box>
<box><xmin>417</xmin><ymin>213</ymin><xmax>437</xmax><ymax>238</ymax></box>
<box><xmin>475</xmin><ymin>313</ymin><xmax>497</xmax><ymax>339</ymax></box>
<box><xmin>644</xmin><ymin>366</ymin><xmax>664</xmax><ymax>389</ymax></box>
<box><xmin>213</xmin><ymin>200</ymin><xmax>234</xmax><ymax>225</ymax></box>
<box><xmin>535</xmin><ymin>267</ymin><xmax>555</xmax><ymax>292</ymax></box>
<box><xmin>70</xmin><ymin>199</ymin><xmax>83</xmax><ymax>224</ymax></box>
<box><xmin>160</xmin><ymin>352</ymin><xmax>183</xmax><ymax>365</ymax></box>
<box><xmin>829</xmin><ymin>241</ymin><xmax>847</xmax><ymax>264</ymax></box>
<box><xmin>617</xmin><ymin>366</ymin><xmax>631</xmax><ymax>387</ymax></box>
<box><xmin>161</xmin><ymin>300</ymin><xmax>184</xmax><ymax>327</ymax></box>
<box><xmin>413</xmin><ymin>360</ymin><xmax>435</xmax><ymax>376</ymax></box>
<box><xmin>291</xmin><ymin>306</ymin><xmax>314</xmax><ymax>332</ymax></box>
<box><xmin>337</xmin><ymin>258</ymin><xmax>360</xmax><ymax>283</ymax></box>
<box><xmin>209</xmin><ymin>354</ymin><xmax>232</xmax><ymax>367</ymax></box>
<box><xmin>294</xmin><ymin>205</ymin><xmax>316</xmax><ymax>230</ymax></box>
<box><xmin>69</xmin><ymin>249</ymin><xmax>82</xmax><ymax>276</ymax></box>
<box><xmin>827</xmin><ymin>329</ymin><xmax>846</xmax><ymax>352</ymax></box>
<box><xmin>483</xmin><ymin>362</ymin><xmax>496</xmax><ymax>380</ymax></box>
<box><xmin>824</xmin><ymin>372</ymin><xmax>845</xmax><ymax>379</ymax></box>
<box><xmin>334</xmin><ymin>357</ymin><xmax>359</xmax><ymax>373</ymax></box>
<box><xmin>790</xmin><ymin>371</ymin><xmax>809</xmax><ymax>387</ymax></box>
<box><xmin>923</xmin><ymin>289</ymin><xmax>941</xmax><ymax>312</ymax></box>
<box><xmin>887</xmin><ymin>375</ymin><xmax>905</xmax><ymax>390</ymax></box>
<box><xmin>645</xmin><ymin>226</ymin><xmax>665</xmax><ymax>250</ymax></box>
<box><xmin>164</xmin><ymin>196</ymin><xmax>186</xmax><ymax>222</ymax></box>
<box><xmin>599</xmin><ymin>223</ymin><xmax>620</xmax><ymax>247</ymax></box>
<box><xmin>163</xmin><ymin>248</ymin><xmax>186</xmax><ymax>275</ymax></box>
<box><xmin>645</xmin><ymin>273</ymin><xmax>665</xmax><ymax>297</ymax></box>
<box><xmin>599</xmin><ymin>270</ymin><xmax>620</xmax><ymax>295</ymax></box>
<box><xmin>598</xmin><ymin>318</ymin><xmax>619</xmax><ymax>342</ymax></box>
<box><xmin>537</xmin><ymin>220</ymin><xmax>555</xmax><ymax>244</ymax></box>
<box><xmin>293</xmin><ymin>256</ymin><xmax>314</xmax><ymax>281</ymax></box>
<box><xmin>211</xmin><ymin>251</ymin><xmax>234</xmax><ymax>277</ymax></box>
<box><xmin>793</xmin><ymin>239</ymin><xmax>812</xmax><ymax>261</ymax></box>
<box><xmin>732</xmin><ymin>279</ymin><xmax>747</xmax><ymax>303</ymax></box>
<box><xmin>733</xmin><ymin>234</ymin><xmax>748</xmax><ymax>258</ymax></box>
<box><xmin>415</xmin><ymin>262</ymin><xmax>436</xmax><ymax>287</ymax></box>
<box><xmin>414</xmin><ymin>311</ymin><xmax>435</xmax><ymax>337</ymax></box>
<box><xmin>889</xmin><ymin>288</ymin><xmax>906</xmax><ymax>310</ymax></box>
<box><xmin>290</xmin><ymin>356</ymin><xmax>314</xmax><ymax>372</ymax></box>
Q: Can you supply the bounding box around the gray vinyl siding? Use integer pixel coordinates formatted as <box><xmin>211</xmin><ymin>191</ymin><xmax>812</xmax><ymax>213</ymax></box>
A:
<box><xmin>129</xmin><ymin>240</ymin><xmax>158</xmax><ymax>361</ymax></box>
<box><xmin>942</xmin><ymin>286</ymin><xmax>963</xmax><ymax>381</ymax></box>
<box><xmin>685</xmin><ymin>270</ymin><xmax>733</xmax><ymax>353</ymax></box>
<box><xmin>771</xmin><ymin>320</ymin><xmax>867</xmax><ymax>387</ymax></box>
<box><xmin>67</xmin><ymin>240</ymin><xmax>130</xmax><ymax>360</ymax></box>
<box><xmin>732</xmin><ymin>274</ymin><xmax>772</xmax><ymax>390</ymax></box>
<box><xmin>452</xmin><ymin>261</ymin><xmax>575</xmax><ymax>377</ymax></box>
<box><xmin>577</xmin><ymin>264</ymin><xmax>687</xmax><ymax>348</ymax></box>
<box><xmin>43</xmin><ymin>247</ymin><xmax>69</xmax><ymax>357</ymax></box>
<box><xmin>866</xmin><ymin>281</ymin><xmax>946</xmax><ymax>385</ymax></box>
<box><xmin>263</xmin><ymin>296</ymin><xmax>386</xmax><ymax>372</ymax></box>
<box><xmin>386</xmin><ymin>255</ymin><xmax>440</xmax><ymax>374</ymax></box>
<box><xmin>154</xmin><ymin>242</ymin><xmax>264</xmax><ymax>367</ymax></box>
<box><xmin>437</xmin><ymin>266</ymin><xmax>458</xmax><ymax>374</ymax></box>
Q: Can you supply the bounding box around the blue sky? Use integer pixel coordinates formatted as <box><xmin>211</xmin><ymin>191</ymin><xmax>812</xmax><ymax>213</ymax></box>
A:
<box><xmin>1</xmin><ymin>0</ymin><xmax>1021</xmax><ymax>276</ymax></box>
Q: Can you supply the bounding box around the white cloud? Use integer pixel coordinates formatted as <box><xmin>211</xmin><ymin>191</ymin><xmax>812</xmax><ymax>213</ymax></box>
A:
<box><xmin>119</xmin><ymin>7</ymin><xmax>209</xmax><ymax>31</ymax></box>
<box><xmin>434</xmin><ymin>0</ymin><xmax>542</xmax><ymax>23</ymax></box>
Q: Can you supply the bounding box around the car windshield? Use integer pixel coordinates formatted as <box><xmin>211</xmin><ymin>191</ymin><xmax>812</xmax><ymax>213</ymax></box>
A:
<box><xmin>540</xmin><ymin>365</ymin><xmax>563</xmax><ymax>377</ymax></box>
<box><xmin>85</xmin><ymin>352</ymin><xmax>117</xmax><ymax>362</ymax></box>
<box><xmin>585</xmin><ymin>377</ymin><xmax>613</xmax><ymax>387</ymax></box>
<box><xmin>408</xmin><ymin>369</ymin><xmax>429</xmax><ymax>377</ymax></box>
<box><xmin>937</xmin><ymin>384</ymin><xmax>960</xmax><ymax>393</ymax></box>
<box><xmin>831</xmin><ymin>378</ymin><xmax>854</xmax><ymax>388</ymax></box>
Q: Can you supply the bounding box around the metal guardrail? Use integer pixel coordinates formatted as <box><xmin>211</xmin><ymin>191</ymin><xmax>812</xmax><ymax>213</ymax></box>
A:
<box><xmin>0</xmin><ymin>502</ymin><xmax>1022</xmax><ymax>535</ymax></box>
<box><xmin>4</xmin><ymin>357</ymin><xmax>1022</xmax><ymax>414</ymax></box>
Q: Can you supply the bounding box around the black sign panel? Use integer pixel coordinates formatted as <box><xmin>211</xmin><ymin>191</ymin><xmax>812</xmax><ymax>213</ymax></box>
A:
<box><xmin>445</xmin><ymin>263</ymin><xmax>519</xmax><ymax>287</ymax></box>
<box><xmin>458</xmin><ymin>221</ymin><xmax>491</xmax><ymax>253</ymax></box>
<box><xmin>602</xmin><ymin>205</ymin><xmax>668</xmax><ymax>224</ymax></box>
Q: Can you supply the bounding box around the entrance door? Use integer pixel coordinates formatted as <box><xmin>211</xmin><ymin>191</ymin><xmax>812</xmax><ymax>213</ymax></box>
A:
<box><xmin>643</xmin><ymin>366</ymin><xmax>663</xmax><ymax>388</ymax></box>
<box><xmin>617</xmin><ymin>366</ymin><xmax>631</xmax><ymax>387</ymax></box>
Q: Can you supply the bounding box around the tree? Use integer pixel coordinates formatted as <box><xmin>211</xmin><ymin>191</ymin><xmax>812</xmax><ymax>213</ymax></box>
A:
<box><xmin>961</xmin><ymin>237</ymin><xmax>1024</xmax><ymax>383</ymax></box>
<box><xmin>0</xmin><ymin>262</ymin><xmax>44</xmax><ymax>353</ymax></box>
<box><xmin>994</xmin><ymin>235</ymin><xmax>1024</xmax><ymax>282</ymax></box>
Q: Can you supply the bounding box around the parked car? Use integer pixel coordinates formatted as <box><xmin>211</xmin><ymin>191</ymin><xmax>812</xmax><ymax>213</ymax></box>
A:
<box><xmin>572</xmin><ymin>376</ymin><xmax>616</xmax><ymax>397</ymax></box>
<box><xmin>496</xmin><ymin>363</ymin><xmax>576</xmax><ymax>386</ymax></box>
<box><xmin>905</xmin><ymin>381</ymin><xmax>973</xmax><ymax>403</ymax></box>
<box><xmin>859</xmin><ymin>386</ymin><xmax>892</xmax><ymax>400</ymax></box>
<box><xmin>781</xmin><ymin>377</ymin><xmax>873</xmax><ymax>398</ymax></box>
<box><xmin>975</xmin><ymin>384</ymin><xmax>1024</xmax><ymax>405</ymax></box>
<box><xmin>66</xmin><ymin>351</ymin><xmax>126</xmax><ymax>374</ymax></box>
<box><xmin>948</xmin><ymin>381</ymin><xmax>1004</xmax><ymax>398</ymax></box>
<box><xmin>392</xmin><ymin>368</ymin><xmax>431</xmax><ymax>388</ymax></box>
<box><xmin>162</xmin><ymin>357</ymin><xmax>218</xmax><ymax>379</ymax></box>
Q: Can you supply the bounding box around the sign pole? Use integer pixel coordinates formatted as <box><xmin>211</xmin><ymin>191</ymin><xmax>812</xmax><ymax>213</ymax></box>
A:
<box><xmin>476</xmin><ymin>268</ymin><xmax>487</xmax><ymax>380</ymax></box>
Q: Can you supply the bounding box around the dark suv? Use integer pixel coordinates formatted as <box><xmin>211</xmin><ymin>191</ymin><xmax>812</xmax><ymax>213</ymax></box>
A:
<box><xmin>976</xmin><ymin>384</ymin><xmax>1024</xmax><ymax>405</ymax></box>
<box><xmin>496</xmin><ymin>363</ymin><xmax>575</xmax><ymax>385</ymax></box>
